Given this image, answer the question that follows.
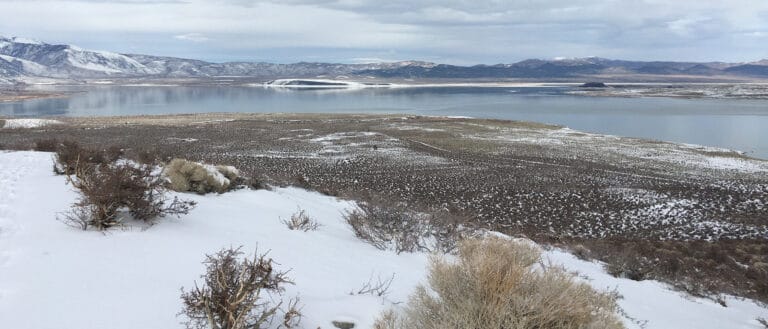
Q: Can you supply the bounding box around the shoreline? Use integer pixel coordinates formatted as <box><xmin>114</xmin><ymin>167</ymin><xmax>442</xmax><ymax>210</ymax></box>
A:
<box><xmin>2</xmin><ymin>112</ymin><xmax>766</xmax><ymax>161</ymax></box>
<box><xmin>2</xmin><ymin>111</ymin><xmax>765</xmax><ymax>164</ymax></box>
<box><xmin>5</xmin><ymin>80</ymin><xmax>768</xmax><ymax>101</ymax></box>
<box><xmin>0</xmin><ymin>90</ymin><xmax>71</xmax><ymax>102</ymax></box>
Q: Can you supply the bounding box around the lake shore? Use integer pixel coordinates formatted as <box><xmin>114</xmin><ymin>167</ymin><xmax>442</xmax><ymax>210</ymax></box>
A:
<box><xmin>0</xmin><ymin>89</ymin><xmax>70</xmax><ymax>102</ymax></box>
<box><xmin>7</xmin><ymin>80</ymin><xmax>768</xmax><ymax>102</ymax></box>
<box><xmin>570</xmin><ymin>82</ymin><xmax>768</xmax><ymax>99</ymax></box>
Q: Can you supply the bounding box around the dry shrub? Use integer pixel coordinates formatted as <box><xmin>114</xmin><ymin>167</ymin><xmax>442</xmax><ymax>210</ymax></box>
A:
<box><xmin>604</xmin><ymin>251</ymin><xmax>653</xmax><ymax>281</ymax></box>
<box><xmin>281</xmin><ymin>209</ymin><xmax>320</xmax><ymax>231</ymax></box>
<box><xmin>572</xmin><ymin>244</ymin><xmax>591</xmax><ymax>260</ymax></box>
<box><xmin>53</xmin><ymin>140</ymin><xmax>114</xmax><ymax>175</ymax></box>
<box><xmin>575</xmin><ymin>239</ymin><xmax>768</xmax><ymax>301</ymax></box>
<box><xmin>345</xmin><ymin>201</ymin><xmax>474</xmax><ymax>254</ymax></box>
<box><xmin>180</xmin><ymin>247</ymin><xmax>301</xmax><ymax>329</ymax></box>
<box><xmin>351</xmin><ymin>273</ymin><xmax>395</xmax><ymax>297</ymax></box>
<box><xmin>164</xmin><ymin>158</ymin><xmax>242</xmax><ymax>194</ymax></box>
<box><xmin>105</xmin><ymin>145</ymin><xmax>124</xmax><ymax>162</ymax></box>
<box><xmin>33</xmin><ymin>138</ymin><xmax>59</xmax><ymax>152</ymax></box>
<box><xmin>375</xmin><ymin>236</ymin><xmax>624</xmax><ymax>329</ymax></box>
<box><xmin>60</xmin><ymin>160</ymin><xmax>195</xmax><ymax>230</ymax></box>
<box><xmin>135</xmin><ymin>148</ymin><xmax>160</xmax><ymax>164</ymax></box>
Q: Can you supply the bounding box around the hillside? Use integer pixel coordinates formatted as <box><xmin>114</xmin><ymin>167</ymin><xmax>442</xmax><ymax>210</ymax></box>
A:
<box><xmin>2</xmin><ymin>36</ymin><xmax>768</xmax><ymax>83</ymax></box>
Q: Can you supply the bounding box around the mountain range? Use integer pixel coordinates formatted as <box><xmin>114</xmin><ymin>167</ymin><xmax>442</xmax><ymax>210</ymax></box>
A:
<box><xmin>2</xmin><ymin>36</ymin><xmax>768</xmax><ymax>84</ymax></box>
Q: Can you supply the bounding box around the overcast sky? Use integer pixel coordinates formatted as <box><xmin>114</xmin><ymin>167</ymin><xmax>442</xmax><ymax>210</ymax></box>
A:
<box><xmin>1</xmin><ymin>0</ymin><xmax>767</xmax><ymax>64</ymax></box>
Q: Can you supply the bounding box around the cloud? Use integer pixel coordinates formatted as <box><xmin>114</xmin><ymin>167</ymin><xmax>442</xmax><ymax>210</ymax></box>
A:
<box><xmin>0</xmin><ymin>0</ymin><xmax>767</xmax><ymax>63</ymax></box>
<box><xmin>174</xmin><ymin>33</ymin><xmax>209</xmax><ymax>42</ymax></box>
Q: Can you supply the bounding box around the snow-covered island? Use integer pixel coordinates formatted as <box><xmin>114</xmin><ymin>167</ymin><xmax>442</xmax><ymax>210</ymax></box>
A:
<box><xmin>263</xmin><ymin>79</ymin><xmax>394</xmax><ymax>89</ymax></box>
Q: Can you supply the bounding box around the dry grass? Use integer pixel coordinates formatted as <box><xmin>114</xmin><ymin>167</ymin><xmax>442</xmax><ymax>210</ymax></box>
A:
<box><xmin>375</xmin><ymin>236</ymin><xmax>624</xmax><ymax>329</ymax></box>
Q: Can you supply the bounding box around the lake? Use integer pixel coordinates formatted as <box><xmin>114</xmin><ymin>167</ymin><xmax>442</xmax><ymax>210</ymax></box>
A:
<box><xmin>2</xmin><ymin>85</ymin><xmax>767</xmax><ymax>159</ymax></box>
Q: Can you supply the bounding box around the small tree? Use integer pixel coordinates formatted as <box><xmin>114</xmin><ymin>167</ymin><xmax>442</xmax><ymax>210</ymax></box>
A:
<box><xmin>180</xmin><ymin>247</ymin><xmax>300</xmax><ymax>329</ymax></box>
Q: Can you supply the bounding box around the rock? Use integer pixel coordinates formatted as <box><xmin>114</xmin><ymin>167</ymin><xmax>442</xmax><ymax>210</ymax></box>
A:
<box><xmin>580</xmin><ymin>82</ymin><xmax>607</xmax><ymax>88</ymax></box>
<box><xmin>331</xmin><ymin>320</ymin><xmax>355</xmax><ymax>329</ymax></box>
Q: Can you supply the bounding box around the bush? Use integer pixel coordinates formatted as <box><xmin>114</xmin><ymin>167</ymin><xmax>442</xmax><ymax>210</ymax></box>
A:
<box><xmin>281</xmin><ymin>209</ymin><xmax>320</xmax><ymax>231</ymax></box>
<box><xmin>53</xmin><ymin>140</ymin><xmax>113</xmax><ymax>175</ymax></box>
<box><xmin>345</xmin><ymin>201</ymin><xmax>473</xmax><ymax>254</ymax></box>
<box><xmin>605</xmin><ymin>255</ymin><xmax>652</xmax><ymax>281</ymax></box>
<box><xmin>180</xmin><ymin>247</ymin><xmax>301</xmax><ymax>329</ymax></box>
<box><xmin>571</xmin><ymin>244</ymin><xmax>591</xmax><ymax>260</ymax></box>
<box><xmin>60</xmin><ymin>160</ymin><xmax>195</xmax><ymax>230</ymax></box>
<box><xmin>33</xmin><ymin>138</ymin><xmax>59</xmax><ymax>152</ymax></box>
<box><xmin>375</xmin><ymin>236</ymin><xmax>624</xmax><ymax>329</ymax></box>
<box><xmin>164</xmin><ymin>158</ymin><xmax>242</xmax><ymax>194</ymax></box>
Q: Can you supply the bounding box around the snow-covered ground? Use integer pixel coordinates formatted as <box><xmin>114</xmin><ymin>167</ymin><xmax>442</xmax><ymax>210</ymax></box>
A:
<box><xmin>1</xmin><ymin>118</ymin><xmax>63</xmax><ymax>129</ymax></box>
<box><xmin>0</xmin><ymin>151</ymin><xmax>766</xmax><ymax>329</ymax></box>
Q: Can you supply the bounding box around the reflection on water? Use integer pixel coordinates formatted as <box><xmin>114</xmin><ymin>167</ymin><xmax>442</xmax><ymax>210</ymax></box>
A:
<box><xmin>2</xmin><ymin>85</ymin><xmax>767</xmax><ymax>159</ymax></box>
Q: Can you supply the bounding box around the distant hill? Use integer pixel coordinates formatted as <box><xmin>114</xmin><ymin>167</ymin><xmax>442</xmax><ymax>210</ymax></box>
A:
<box><xmin>1</xmin><ymin>36</ymin><xmax>767</xmax><ymax>84</ymax></box>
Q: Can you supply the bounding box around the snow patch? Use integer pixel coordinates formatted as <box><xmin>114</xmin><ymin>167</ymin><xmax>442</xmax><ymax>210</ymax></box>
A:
<box><xmin>2</xmin><ymin>118</ymin><xmax>63</xmax><ymax>129</ymax></box>
<box><xmin>264</xmin><ymin>79</ymin><xmax>393</xmax><ymax>89</ymax></box>
<box><xmin>9</xmin><ymin>37</ymin><xmax>43</xmax><ymax>45</ymax></box>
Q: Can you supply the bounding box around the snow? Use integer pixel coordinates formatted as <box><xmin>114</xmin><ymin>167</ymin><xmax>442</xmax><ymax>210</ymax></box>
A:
<box><xmin>63</xmin><ymin>47</ymin><xmax>148</xmax><ymax>75</ymax></box>
<box><xmin>0</xmin><ymin>54</ymin><xmax>49</xmax><ymax>75</ymax></box>
<box><xmin>264</xmin><ymin>79</ymin><xmax>385</xmax><ymax>89</ymax></box>
<box><xmin>702</xmin><ymin>156</ymin><xmax>767</xmax><ymax>172</ymax></box>
<box><xmin>546</xmin><ymin>250</ymin><xmax>768</xmax><ymax>329</ymax></box>
<box><xmin>472</xmin><ymin>126</ymin><xmax>768</xmax><ymax>174</ymax></box>
<box><xmin>0</xmin><ymin>150</ymin><xmax>766</xmax><ymax>329</ymax></box>
<box><xmin>200</xmin><ymin>163</ymin><xmax>230</xmax><ymax>186</ymax></box>
<box><xmin>1</xmin><ymin>118</ymin><xmax>63</xmax><ymax>129</ymax></box>
<box><xmin>9</xmin><ymin>37</ymin><xmax>43</xmax><ymax>45</ymax></box>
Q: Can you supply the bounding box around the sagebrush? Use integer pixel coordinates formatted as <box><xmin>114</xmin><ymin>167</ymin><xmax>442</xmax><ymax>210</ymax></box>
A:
<box><xmin>59</xmin><ymin>155</ymin><xmax>194</xmax><ymax>230</ymax></box>
<box><xmin>345</xmin><ymin>201</ymin><xmax>474</xmax><ymax>254</ymax></box>
<box><xmin>375</xmin><ymin>236</ymin><xmax>624</xmax><ymax>329</ymax></box>
<box><xmin>52</xmin><ymin>140</ymin><xmax>122</xmax><ymax>175</ymax></box>
<box><xmin>164</xmin><ymin>158</ymin><xmax>242</xmax><ymax>194</ymax></box>
<box><xmin>281</xmin><ymin>209</ymin><xmax>320</xmax><ymax>232</ymax></box>
<box><xmin>180</xmin><ymin>247</ymin><xmax>301</xmax><ymax>329</ymax></box>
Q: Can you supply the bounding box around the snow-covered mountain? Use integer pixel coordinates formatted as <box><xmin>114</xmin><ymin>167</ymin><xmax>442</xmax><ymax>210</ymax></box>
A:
<box><xmin>0</xmin><ymin>36</ymin><xmax>152</xmax><ymax>78</ymax></box>
<box><xmin>1</xmin><ymin>35</ymin><xmax>768</xmax><ymax>83</ymax></box>
<box><xmin>0</xmin><ymin>36</ymin><xmax>438</xmax><ymax>80</ymax></box>
<box><xmin>0</xmin><ymin>36</ymin><xmax>440</xmax><ymax>81</ymax></box>
<box><xmin>125</xmin><ymin>54</ymin><xmax>437</xmax><ymax>78</ymax></box>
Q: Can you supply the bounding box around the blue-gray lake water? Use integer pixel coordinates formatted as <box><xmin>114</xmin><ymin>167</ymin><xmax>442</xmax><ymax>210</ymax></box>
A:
<box><xmin>2</xmin><ymin>85</ymin><xmax>767</xmax><ymax>159</ymax></box>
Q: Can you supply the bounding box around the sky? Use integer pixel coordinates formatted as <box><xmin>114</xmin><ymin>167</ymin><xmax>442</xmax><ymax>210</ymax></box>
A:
<box><xmin>1</xmin><ymin>0</ymin><xmax>767</xmax><ymax>64</ymax></box>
